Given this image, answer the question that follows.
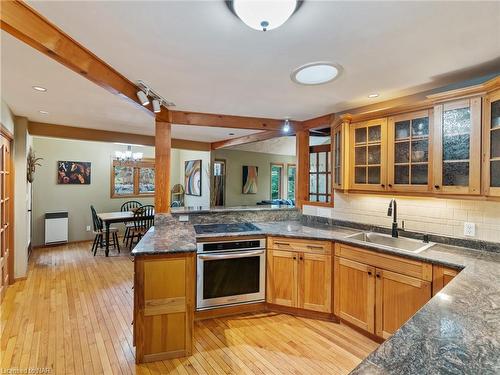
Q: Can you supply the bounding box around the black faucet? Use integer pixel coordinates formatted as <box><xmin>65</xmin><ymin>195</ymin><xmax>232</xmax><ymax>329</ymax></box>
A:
<box><xmin>387</xmin><ymin>199</ymin><xmax>402</xmax><ymax>238</ymax></box>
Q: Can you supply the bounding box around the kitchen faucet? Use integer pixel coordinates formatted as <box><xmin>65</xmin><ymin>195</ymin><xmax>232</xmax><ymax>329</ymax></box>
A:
<box><xmin>387</xmin><ymin>199</ymin><xmax>404</xmax><ymax>238</ymax></box>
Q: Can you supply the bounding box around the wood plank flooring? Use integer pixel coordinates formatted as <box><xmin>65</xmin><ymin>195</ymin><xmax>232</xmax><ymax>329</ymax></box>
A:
<box><xmin>1</xmin><ymin>242</ymin><xmax>378</xmax><ymax>374</ymax></box>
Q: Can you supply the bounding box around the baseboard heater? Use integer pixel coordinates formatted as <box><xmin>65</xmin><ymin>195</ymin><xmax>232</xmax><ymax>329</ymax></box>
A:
<box><xmin>45</xmin><ymin>211</ymin><xmax>69</xmax><ymax>245</ymax></box>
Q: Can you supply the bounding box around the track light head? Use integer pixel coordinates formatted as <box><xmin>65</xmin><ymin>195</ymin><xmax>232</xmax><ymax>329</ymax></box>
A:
<box><xmin>283</xmin><ymin>119</ymin><xmax>290</xmax><ymax>133</ymax></box>
<box><xmin>137</xmin><ymin>90</ymin><xmax>149</xmax><ymax>106</ymax></box>
<box><xmin>152</xmin><ymin>99</ymin><xmax>162</xmax><ymax>113</ymax></box>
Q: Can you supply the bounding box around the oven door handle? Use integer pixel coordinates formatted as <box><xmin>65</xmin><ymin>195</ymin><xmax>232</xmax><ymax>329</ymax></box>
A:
<box><xmin>198</xmin><ymin>250</ymin><xmax>265</xmax><ymax>260</ymax></box>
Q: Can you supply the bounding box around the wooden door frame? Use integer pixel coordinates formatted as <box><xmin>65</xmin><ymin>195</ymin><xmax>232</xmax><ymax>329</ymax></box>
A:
<box><xmin>1</xmin><ymin>124</ymin><xmax>15</xmax><ymax>288</ymax></box>
<box><xmin>213</xmin><ymin>158</ymin><xmax>226</xmax><ymax>206</ymax></box>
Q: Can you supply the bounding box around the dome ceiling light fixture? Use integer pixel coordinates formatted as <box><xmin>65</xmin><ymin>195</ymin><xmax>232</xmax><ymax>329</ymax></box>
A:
<box><xmin>291</xmin><ymin>62</ymin><xmax>342</xmax><ymax>85</ymax></box>
<box><xmin>228</xmin><ymin>0</ymin><xmax>301</xmax><ymax>31</ymax></box>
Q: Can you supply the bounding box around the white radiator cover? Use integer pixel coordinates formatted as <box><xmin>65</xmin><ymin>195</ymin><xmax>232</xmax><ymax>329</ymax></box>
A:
<box><xmin>45</xmin><ymin>211</ymin><xmax>68</xmax><ymax>245</ymax></box>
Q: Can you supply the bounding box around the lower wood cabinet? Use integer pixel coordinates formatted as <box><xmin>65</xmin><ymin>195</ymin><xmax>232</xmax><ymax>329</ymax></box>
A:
<box><xmin>333</xmin><ymin>244</ymin><xmax>432</xmax><ymax>338</ymax></box>
<box><xmin>432</xmin><ymin>264</ymin><xmax>459</xmax><ymax>296</ymax></box>
<box><xmin>267</xmin><ymin>237</ymin><xmax>332</xmax><ymax>313</ymax></box>
<box><xmin>375</xmin><ymin>269</ymin><xmax>431</xmax><ymax>338</ymax></box>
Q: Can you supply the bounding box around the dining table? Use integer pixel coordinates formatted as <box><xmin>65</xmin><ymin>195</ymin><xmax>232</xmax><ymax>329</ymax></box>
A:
<box><xmin>97</xmin><ymin>210</ymin><xmax>154</xmax><ymax>256</ymax></box>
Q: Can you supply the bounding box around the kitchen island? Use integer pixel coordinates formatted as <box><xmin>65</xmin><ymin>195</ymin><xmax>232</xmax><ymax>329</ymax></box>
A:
<box><xmin>132</xmin><ymin>209</ymin><xmax>500</xmax><ymax>373</ymax></box>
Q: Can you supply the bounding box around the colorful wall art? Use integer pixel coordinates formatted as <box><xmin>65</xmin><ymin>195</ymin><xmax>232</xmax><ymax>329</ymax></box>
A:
<box><xmin>185</xmin><ymin>159</ymin><xmax>202</xmax><ymax>196</ymax></box>
<box><xmin>57</xmin><ymin>161</ymin><xmax>91</xmax><ymax>184</ymax></box>
<box><xmin>242</xmin><ymin>165</ymin><xmax>258</xmax><ymax>194</ymax></box>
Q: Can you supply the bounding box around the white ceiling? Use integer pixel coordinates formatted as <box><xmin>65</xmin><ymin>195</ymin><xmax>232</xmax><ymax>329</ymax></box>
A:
<box><xmin>230</xmin><ymin>136</ymin><xmax>296</xmax><ymax>156</ymax></box>
<box><xmin>0</xmin><ymin>31</ymin><xmax>260</xmax><ymax>142</ymax></box>
<box><xmin>24</xmin><ymin>0</ymin><xmax>500</xmax><ymax>121</ymax></box>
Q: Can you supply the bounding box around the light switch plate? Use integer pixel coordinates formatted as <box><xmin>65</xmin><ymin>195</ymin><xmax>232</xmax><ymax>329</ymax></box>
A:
<box><xmin>86</xmin><ymin>225</ymin><xmax>91</xmax><ymax>232</ymax></box>
<box><xmin>178</xmin><ymin>215</ymin><xmax>189</xmax><ymax>222</ymax></box>
<box><xmin>464</xmin><ymin>222</ymin><xmax>476</xmax><ymax>237</ymax></box>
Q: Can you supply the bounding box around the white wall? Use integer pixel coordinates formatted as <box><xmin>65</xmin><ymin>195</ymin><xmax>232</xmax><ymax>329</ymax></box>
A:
<box><xmin>303</xmin><ymin>192</ymin><xmax>500</xmax><ymax>243</ymax></box>
<box><xmin>1</xmin><ymin>99</ymin><xmax>15</xmax><ymax>134</ymax></box>
<box><xmin>176</xmin><ymin>149</ymin><xmax>211</xmax><ymax>208</ymax></box>
<box><xmin>13</xmin><ymin>117</ymin><xmax>32</xmax><ymax>278</ymax></box>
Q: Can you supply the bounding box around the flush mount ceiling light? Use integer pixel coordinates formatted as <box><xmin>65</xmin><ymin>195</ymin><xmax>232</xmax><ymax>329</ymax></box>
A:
<box><xmin>282</xmin><ymin>119</ymin><xmax>291</xmax><ymax>133</ymax></box>
<box><xmin>230</xmin><ymin>0</ymin><xmax>299</xmax><ymax>31</ymax></box>
<box><xmin>39</xmin><ymin>110</ymin><xmax>49</xmax><ymax>115</ymax></box>
<box><xmin>32</xmin><ymin>85</ymin><xmax>47</xmax><ymax>92</ymax></box>
<box><xmin>368</xmin><ymin>93</ymin><xmax>379</xmax><ymax>98</ymax></box>
<box><xmin>291</xmin><ymin>62</ymin><xmax>342</xmax><ymax>85</ymax></box>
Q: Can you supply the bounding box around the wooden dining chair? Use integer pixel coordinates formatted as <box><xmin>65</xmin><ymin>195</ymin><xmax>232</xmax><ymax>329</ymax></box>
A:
<box><xmin>128</xmin><ymin>205</ymin><xmax>155</xmax><ymax>250</ymax></box>
<box><xmin>121</xmin><ymin>201</ymin><xmax>143</xmax><ymax>246</ymax></box>
<box><xmin>90</xmin><ymin>205</ymin><xmax>120</xmax><ymax>256</ymax></box>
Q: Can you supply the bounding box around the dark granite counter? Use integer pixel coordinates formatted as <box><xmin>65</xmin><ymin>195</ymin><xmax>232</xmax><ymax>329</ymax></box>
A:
<box><xmin>132</xmin><ymin>215</ymin><xmax>500</xmax><ymax>373</ymax></box>
<box><xmin>171</xmin><ymin>205</ymin><xmax>296</xmax><ymax>214</ymax></box>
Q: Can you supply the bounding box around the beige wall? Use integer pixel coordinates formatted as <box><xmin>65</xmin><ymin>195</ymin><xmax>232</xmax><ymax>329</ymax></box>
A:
<box><xmin>177</xmin><ymin>149</ymin><xmax>211</xmax><ymax>208</ymax></box>
<box><xmin>303</xmin><ymin>192</ymin><xmax>500</xmax><ymax>243</ymax></box>
<box><xmin>213</xmin><ymin>149</ymin><xmax>296</xmax><ymax>207</ymax></box>
<box><xmin>1</xmin><ymin>99</ymin><xmax>15</xmax><ymax>134</ymax></box>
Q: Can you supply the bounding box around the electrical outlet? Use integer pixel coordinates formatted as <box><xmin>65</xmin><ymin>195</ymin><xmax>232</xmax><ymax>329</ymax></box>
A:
<box><xmin>464</xmin><ymin>222</ymin><xmax>475</xmax><ymax>237</ymax></box>
<box><xmin>178</xmin><ymin>215</ymin><xmax>189</xmax><ymax>222</ymax></box>
<box><xmin>86</xmin><ymin>225</ymin><xmax>91</xmax><ymax>232</ymax></box>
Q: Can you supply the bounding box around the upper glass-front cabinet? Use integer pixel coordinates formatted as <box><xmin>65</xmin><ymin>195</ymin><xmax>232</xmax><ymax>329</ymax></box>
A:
<box><xmin>433</xmin><ymin>97</ymin><xmax>482</xmax><ymax>195</ymax></box>
<box><xmin>387</xmin><ymin>110</ymin><xmax>433</xmax><ymax>192</ymax></box>
<box><xmin>349</xmin><ymin>118</ymin><xmax>387</xmax><ymax>191</ymax></box>
<box><xmin>483</xmin><ymin>89</ymin><xmax>500</xmax><ymax>196</ymax></box>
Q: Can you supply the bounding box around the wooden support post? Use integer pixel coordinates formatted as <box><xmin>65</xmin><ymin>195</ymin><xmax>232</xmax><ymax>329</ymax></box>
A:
<box><xmin>155</xmin><ymin>120</ymin><xmax>171</xmax><ymax>213</ymax></box>
<box><xmin>295</xmin><ymin>130</ymin><xmax>310</xmax><ymax>208</ymax></box>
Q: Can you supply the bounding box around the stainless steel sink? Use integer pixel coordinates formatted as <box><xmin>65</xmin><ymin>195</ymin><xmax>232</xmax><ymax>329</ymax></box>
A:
<box><xmin>347</xmin><ymin>232</ymin><xmax>434</xmax><ymax>253</ymax></box>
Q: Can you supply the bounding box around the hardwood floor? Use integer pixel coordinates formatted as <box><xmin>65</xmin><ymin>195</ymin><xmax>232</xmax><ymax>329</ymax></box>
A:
<box><xmin>1</xmin><ymin>242</ymin><xmax>378</xmax><ymax>374</ymax></box>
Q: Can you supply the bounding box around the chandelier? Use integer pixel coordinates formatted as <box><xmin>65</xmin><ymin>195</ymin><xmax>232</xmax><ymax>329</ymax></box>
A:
<box><xmin>115</xmin><ymin>145</ymin><xmax>143</xmax><ymax>162</ymax></box>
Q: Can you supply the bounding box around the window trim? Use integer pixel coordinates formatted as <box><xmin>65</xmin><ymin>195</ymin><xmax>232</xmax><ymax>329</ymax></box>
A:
<box><xmin>308</xmin><ymin>144</ymin><xmax>333</xmax><ymax>205</ymax></box>
<box><xmin>286</xmin><ymin>163</ymin><xmax>296</xmax><ymax>201</ymax></box>
<box><xmin>270</xmin><ymin>162</ymin><xmax>284</xmax><ymax>200</ymax></box>
<box><xmin>110</xmin><ymin>158</ymin><xmax>155</xmax><ymax>198</ymax></box>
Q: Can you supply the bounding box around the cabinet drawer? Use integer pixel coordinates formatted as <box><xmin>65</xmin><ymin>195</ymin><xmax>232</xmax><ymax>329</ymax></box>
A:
<box><xmin>334</xmin><ymin>243</ymin><xmax>432</xmax><ymax>281</ymax></box>
<box><xmin>268</xmin><ymin>237</ymin><xmax>332</xmax><ymax>255</ymax></box>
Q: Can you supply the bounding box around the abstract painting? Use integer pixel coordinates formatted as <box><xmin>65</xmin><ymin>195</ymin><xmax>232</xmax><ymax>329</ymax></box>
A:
<box><xmin>242</xmin><ymin>166</ymin><xmax>258</xmax><ymax>194</ymax></box>
<box><xmin>185</xmin><ymin>159</ymin><xmax>202</xmax><ymax>196</ymax></box>
<box><xmin>57</xmin><ymin>161</ymin><xmax>91</xmax><ymax>184</ymax></box>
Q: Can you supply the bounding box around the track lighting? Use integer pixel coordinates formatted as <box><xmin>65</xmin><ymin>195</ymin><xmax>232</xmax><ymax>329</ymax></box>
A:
<box><xmin>137</xmin><ymin>90</ymin><xmax>150</xmax><ymax>106</ymax></box>
<box><xmin>283</xmin><ymin>119</ymin><xmax>290</xmax><ymax>133</ymax></box>
<box><xmin>136</xmin><ymin>80</ymin><xmax>175</xmax><ymax>114</ymax></box>
<box><xmin>152</xmin><ymin>99</ymin><xmax>161</xmax><ymax>113</ymax></box>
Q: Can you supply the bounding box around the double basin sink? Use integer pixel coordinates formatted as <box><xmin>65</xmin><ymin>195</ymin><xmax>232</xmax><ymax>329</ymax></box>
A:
<box><xmin>346</xmin><ymin>231</ymin><xmax>434</xmax><ymax>253</ymax></box>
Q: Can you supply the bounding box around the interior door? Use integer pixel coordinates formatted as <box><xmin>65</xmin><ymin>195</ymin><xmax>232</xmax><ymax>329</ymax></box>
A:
<box><xmin>267</xmin><ymin>249</ymin><xmax>298</xmax><ymax>307</ymax></box>
<box><xmin>298</xmin><ymin>252</ymin><xmax>332</xmax><ymax>313</ymax></box>
<box><xmin>334</xmin><ymin>257</ymin><xmax>375</xmax><ymax>333</ymax></box>
<box><xmin>375</xmin><ymin>268</ymin><xmax>431</xmax><ymax>339</ymax></box>
<box><xmin>0</xmin><ymin>134</ymin><xmax>13</xmax><ymax>302</ymax></box>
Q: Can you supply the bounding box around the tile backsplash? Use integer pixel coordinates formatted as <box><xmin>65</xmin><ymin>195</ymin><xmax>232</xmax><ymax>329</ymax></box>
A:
<box><xmin>303</xmin><ymin>193</ymin><xmax>500</xmax><ymax>243</ymax></box>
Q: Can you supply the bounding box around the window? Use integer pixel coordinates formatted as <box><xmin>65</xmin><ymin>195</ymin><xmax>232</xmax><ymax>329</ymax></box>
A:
<box><xmin>270</xmin><ymin>163</ymin><xmax>283</xmax><ymax>200</ymax></box>
<box><xmin>111</xmin><ymin>159</ymin><xmax>154</xmax><ymax>198</ymax></box>
<box><xmin>309</xmin><ymin>144</ymin><xmax>331</xmax><ymax>202</ymax></box>
<box><xmin>287</xmin><ymin>164</ymin><xmax>296</xmax><ymax>200</ymax></box>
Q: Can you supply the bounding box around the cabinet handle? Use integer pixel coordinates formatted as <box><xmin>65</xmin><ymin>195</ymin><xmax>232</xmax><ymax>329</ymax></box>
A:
<box><xmin>275</xmin><ymin>242</ymin><xmax>291</xmax><ymax>246</ymax></box>
<box><xmin>307</xmin><ymin>245</ymin><xmax>323</xmax><ymax>249</ymax></box>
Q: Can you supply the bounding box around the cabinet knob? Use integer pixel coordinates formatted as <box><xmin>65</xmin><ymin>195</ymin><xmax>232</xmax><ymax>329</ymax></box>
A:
<box><xmin>376</xmin><ymin>273</ymin><xmax>381</xmax><ymax>278</ymax></box>
<box><xmin>381</xmin><ymin>184</ymin><xmax>385</xmax><ymax>188</ymax></box>
<box><xmin>293</xmin><ymin>256</ymin><xmax>297</xmax><ymax>260</ymax></box>
<box><xmin>388</xmin><ymin>184</ymin><xmax>393</xmax><ymax>188</ymax></box>
<box><xmin>434</xmin><ymin>185</ymin><xmax>440</xmax><ymax>189</ymax></box>
<box><xmin>368</xmin><ymin>271</ymin><xmax>372</xmax><ymax>276</ymax></box>
<box><xmin>299</xmin><ymin>256</ymin><xmax>303</xmax><ymax>261</ymax></box>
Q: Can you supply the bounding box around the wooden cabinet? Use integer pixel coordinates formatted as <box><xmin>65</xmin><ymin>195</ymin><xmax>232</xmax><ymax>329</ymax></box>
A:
<box><xmin>433</xmin><ymin>97</ymin><xmax>482</xmax><ymax>195</ymax></box>
<box><xmin>267</xmin><ymin>237</ymin><xmax>332</xmax><ymax>313</ymax></box>
<box><xmin>375</xmin><ymin>269</ymin><xmax>431</xmax><ymax>338</ymax></box>
<box><xmin>267</xmin><ymin>249</ymin><xmax>297</xmax><ymax>307</ymax></box>
<box><xmin>134</xmin><ymin>253</ymin><xmax>195</xmax><ymax>363</ymax></box>
<box><xmin>432</xmin><ymin>264</ymin><xmax>459</xmax><ymax>296</ymax></box>
<box><xmin>332</xmin><ymin>116</ymin><xmax>351</xmax><ymax>190</ymax></box>
<box><xmin>483</xmin><ymin>89</ymin><xmax>500</xmax><ymax>196</ymax></box>
<box><xmin>334</xmin><ymin>244</ymin><xmax>432</xmax><ymax>338</ymax></box>
<box><xmin>333</xmin><ymin>257</ymin><xmax>375</xmax><ymax>333</ymax></box>
<box><xmin>387</xmin><ymin>110</ymin><xmax>433</xmax><ymax>192</ymax></box>
<box><xmin>350</xmin><ymin>118</ymin><xmax>388</xmax><ymax>191</ymax></box>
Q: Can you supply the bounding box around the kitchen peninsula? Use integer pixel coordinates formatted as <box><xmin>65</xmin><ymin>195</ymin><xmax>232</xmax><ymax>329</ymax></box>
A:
<box><xmin>132</xmin><ymin>207</ymin><xmax>500</xmax><ymax>373</ymax></box>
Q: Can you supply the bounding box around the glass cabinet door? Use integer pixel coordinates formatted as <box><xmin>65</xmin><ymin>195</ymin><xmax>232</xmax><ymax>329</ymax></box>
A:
<box><xmin>350</xmin><ymin>118</ymin><xmax>387</xmax><ymax>191</ymax></box>
<box><xmin>333</xmin><ymin>124</ymin><xmax>343</xmax><ymax>189</ymax></box>
<box><xmin>433</xmin><ymin>97</ymin><xmax>481</xmax><ymax>195</ymax></box>
<box><xmin>484</xmin><ymin>89</ymin><xmax>500</xmax><ymax>196</ymax></box>
<box><xmin>388</xmin><ymin>110</ymin><xmax>432</xmax><ymax>192</ymax></box>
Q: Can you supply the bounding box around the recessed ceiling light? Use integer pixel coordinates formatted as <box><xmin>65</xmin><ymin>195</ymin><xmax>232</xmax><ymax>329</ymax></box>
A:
<box><xmin>368</xmin><ymin>93</ymin><xmax>379</xmax><ymax>98</ymax></box>
<box><xmin>291</xmin><ymin>62</ymin><xmax>342</xmax><ymax>85</ymax></box>
<box><xmin>32</xmin><ymin>86</ymin><xmax>47</xmax><ymax>92</ymax></box>
<box><xmin>39</xmin><ymin>110</ymin><xmax>49</xmax><ymax>115</ymax></box>
<box><xmin>232</xmin><ymin>0</ymin><xmax>298</xmax><ymax>31</ymax></box>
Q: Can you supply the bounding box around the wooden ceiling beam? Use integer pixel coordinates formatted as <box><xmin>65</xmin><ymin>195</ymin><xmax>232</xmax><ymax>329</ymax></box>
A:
<box><xmin>27</xmin><ymin>122</ymin><xmax>211</xmax><ymax>151</ymax></box>
<box><xmin>211</xmin><ymin>130</ymin><xmax>285</xmax><ymax>150</ymax></box>
<box><xmin>0</xmin><ymin>0</ymin><xmax>170</xmax><ymax>122</ymax></box>
<box><xmin>171</xmin><ymin>110</ymin><xmax>302</xmax><ymax>131</ymax></box>
<box><xmin>302</xmin><ymin>114</ymin><xmax>334</xmax><ymax>130</ymax></box>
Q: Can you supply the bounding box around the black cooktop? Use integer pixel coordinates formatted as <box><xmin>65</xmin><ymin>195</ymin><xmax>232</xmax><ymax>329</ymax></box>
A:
<box><xmin>194</xmin><ymin>222</ymin><xmax>261</xmax><ymax>235</ymax></box>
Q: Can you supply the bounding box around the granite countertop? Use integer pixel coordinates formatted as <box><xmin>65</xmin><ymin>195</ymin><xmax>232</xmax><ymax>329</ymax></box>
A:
<box><xmin>170</xmin><ymin>205</ymin><xmax>297</xmax><ymax>214</ymax></box>
<box><xmin>132</xmin><ymin>217</ymin><xmax>500</xmax><ymax>373</ymax></box>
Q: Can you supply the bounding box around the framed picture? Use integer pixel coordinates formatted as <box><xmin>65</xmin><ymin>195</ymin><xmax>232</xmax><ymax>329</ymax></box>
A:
<box><xmin>185</xmin><ymin>159</ymin><xmax>202</xmax><ymax>196</ymax></box>
<box><xmin>57</xmin><ymin>161</ymin><xmax>91</xmax><ymax>184</ymax></box>
<box><xmin>242</xmin><ymin>165</ymin><xmax>258</xmax><ymax>194</ymax></box>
